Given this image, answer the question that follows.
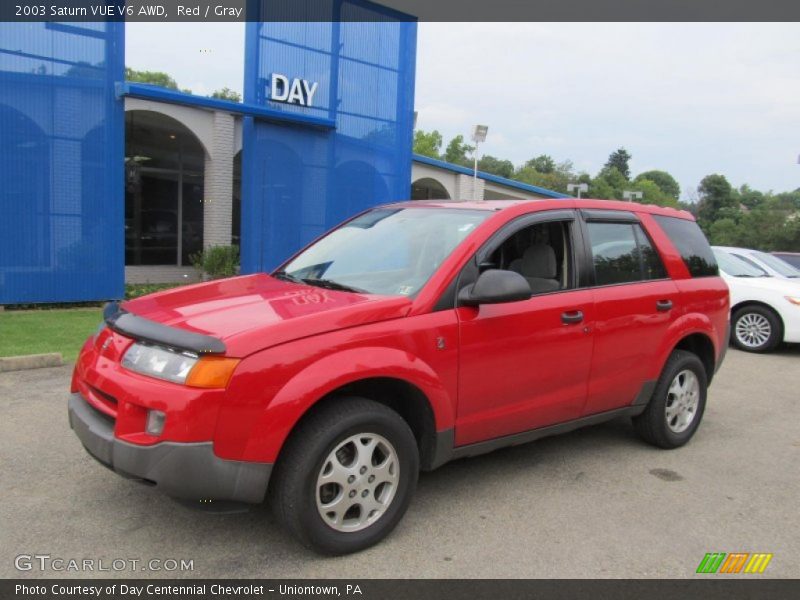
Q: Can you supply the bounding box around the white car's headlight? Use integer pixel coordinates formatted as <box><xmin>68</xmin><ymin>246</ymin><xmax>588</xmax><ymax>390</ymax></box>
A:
<box><xmin>122</xmin><ymin>342</ymin><xmax>199</xmax><ymax>384</ymax></box>
<box><xmin>786</xmin><ymin>296</ymin><xmax>800</xmax><ymax>306</ymax></box>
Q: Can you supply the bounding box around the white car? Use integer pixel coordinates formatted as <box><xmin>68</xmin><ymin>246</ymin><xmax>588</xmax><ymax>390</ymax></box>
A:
<box><xmin>714</xmin><ymin>245</ymin><xmax>800</xmax><ymax>281</ymax></box>
<box><xmin>712</xmin><ymin>247</ymin><xmax>800</xmax><ymax>352</ymax></box>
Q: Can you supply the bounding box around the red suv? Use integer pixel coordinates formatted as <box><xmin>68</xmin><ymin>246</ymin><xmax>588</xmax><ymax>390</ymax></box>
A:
<box><xmin>70</xmin><ymin>199</ymin><xmax>729</xmax><ymax>554</ymax></box>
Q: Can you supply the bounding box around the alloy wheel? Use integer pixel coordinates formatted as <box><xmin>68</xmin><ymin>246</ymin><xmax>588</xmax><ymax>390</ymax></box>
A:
<box><xmin>735</xmin><ymin>312</ymin><xmax>772</xmax><ymax>349</ymax></box>
<box><xmin>665</xmin><ymin>369</ymin><xmax>700</xmax><ymax>434</ymax></box>
<box><xmin>315</xmin><ymin>433</ymin><xmax>399</xmax><ymax>533</ymax></box>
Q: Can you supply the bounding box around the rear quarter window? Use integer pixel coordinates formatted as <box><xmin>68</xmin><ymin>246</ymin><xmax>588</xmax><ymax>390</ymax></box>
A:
<box><xmin>652</xmin><ymin>215</ymin><xmax>718</xmax><ymax>277</ymax></box>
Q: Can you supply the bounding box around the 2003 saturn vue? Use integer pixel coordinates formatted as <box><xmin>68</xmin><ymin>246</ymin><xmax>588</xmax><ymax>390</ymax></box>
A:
<box><xmin>70</xmin><ymin>199</ymin><xmax>729</xmax><ymax>554</ymax></box>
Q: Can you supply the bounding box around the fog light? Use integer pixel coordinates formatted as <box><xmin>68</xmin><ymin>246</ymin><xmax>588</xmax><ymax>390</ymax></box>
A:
<box><xmin>145</xmin><ymin>410</ymin><xmax>166</xmax><ymax>436</ymax></box>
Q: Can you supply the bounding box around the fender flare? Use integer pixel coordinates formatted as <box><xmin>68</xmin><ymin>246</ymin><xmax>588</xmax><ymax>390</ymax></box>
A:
<box><xmin>649</xmin><ymin>312</ymin><xmax>720</xmax><ymax>382</ymax></box>
<box><xmin>240</xmin><ymin>346</ymin><xmax>455</xmax><ymax>463</ymax></box>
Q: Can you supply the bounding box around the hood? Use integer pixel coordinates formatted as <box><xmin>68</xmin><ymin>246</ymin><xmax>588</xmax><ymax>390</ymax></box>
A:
<box><xmin>720</xmin><ymin>272</ymin><xmax>800</xmax><ymax>295</ymax></box>
<box><xmin>121</xmin><ymin>274</ymin><xmax>412</xmax><ymax>357</ymax></box>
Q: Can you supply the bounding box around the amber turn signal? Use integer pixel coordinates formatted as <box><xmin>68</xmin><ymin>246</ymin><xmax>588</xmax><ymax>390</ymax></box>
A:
<box><xmin>185</xmin><ymin>356</ymin><xmax>241</xmax><ymax>389</ymax></box>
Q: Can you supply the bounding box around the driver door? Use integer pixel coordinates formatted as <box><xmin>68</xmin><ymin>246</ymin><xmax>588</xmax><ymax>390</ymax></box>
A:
<box><xmin>454</xmin><ymin>210</ymin><xmax>595</xmax><ymax>446</ymax></box>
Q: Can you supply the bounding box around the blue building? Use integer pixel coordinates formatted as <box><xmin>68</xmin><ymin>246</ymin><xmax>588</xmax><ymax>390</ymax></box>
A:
<box><xmin>0</xmin><ymin>3</ymin><xmax>563</xmax><ymax>304</ymax></box>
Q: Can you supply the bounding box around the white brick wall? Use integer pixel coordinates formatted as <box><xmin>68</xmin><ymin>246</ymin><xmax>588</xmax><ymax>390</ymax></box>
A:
<box><xmin>203</xmin><ymin>111</ymin><xmax>235</xmax><ymax>248</ymax></box>
<box><xmin>454</xmin><ymin>173</ymin><xmax>485</xmax><ymax>201</ymax></box>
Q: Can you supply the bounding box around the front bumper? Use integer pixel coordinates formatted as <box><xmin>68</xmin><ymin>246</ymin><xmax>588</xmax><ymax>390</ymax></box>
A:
<box><xmin>68</xmin><ymin>393</ymin><xmax>271</xmax><ymax>504</ymax></box>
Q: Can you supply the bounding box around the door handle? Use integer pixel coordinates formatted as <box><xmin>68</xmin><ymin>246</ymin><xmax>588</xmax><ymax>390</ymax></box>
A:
<box><xmin>561</xmin><ymin>310</ymin><xmax>584</xmax><ymax>324</ymax></box>
<box><xmin>656</xmin><ymin>299</ymin><xmax>673</xmax><ymax>312</ymax></box>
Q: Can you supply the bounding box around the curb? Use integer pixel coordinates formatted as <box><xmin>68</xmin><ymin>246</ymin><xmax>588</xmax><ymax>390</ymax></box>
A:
<box><xmin>0</xmin><ymin>353</ymin><xmax>64</xmax><ymax>373</ymax></box>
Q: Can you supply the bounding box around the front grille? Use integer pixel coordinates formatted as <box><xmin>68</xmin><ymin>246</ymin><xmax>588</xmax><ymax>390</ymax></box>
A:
<box><xmin>85</xmin><ymin>385</ymin><xmax>118</xmax><ymax>421</ymax></box>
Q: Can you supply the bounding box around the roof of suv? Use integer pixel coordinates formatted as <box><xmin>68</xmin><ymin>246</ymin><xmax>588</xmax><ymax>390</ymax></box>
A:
<box><xmin>388</xmin><ymin>198</ymin><xmax>695</xmax><ymax>220</ymax></box>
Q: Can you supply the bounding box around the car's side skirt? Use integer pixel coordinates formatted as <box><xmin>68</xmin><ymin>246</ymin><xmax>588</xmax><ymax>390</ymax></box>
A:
<box><xmin>427</xmin><ymin>404</ymin><xmax>648</xmax><ymax>470</ymax></box>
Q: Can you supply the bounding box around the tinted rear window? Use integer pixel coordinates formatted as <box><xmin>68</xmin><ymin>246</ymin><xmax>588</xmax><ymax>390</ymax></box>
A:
<box><xmin>652</xmin><ymin>215</ymin><xmax>718</xmax><ymax>277</ymax></box>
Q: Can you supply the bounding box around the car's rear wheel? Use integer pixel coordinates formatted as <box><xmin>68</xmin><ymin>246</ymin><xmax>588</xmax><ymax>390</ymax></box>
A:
<box><xmin>633</xmin><ymin>350</ymin><xmax>707</xmax><ymax>449</ymax></box>
<box><xmin>270</xmin><ymin>397</ymin><xmax>419</xmax><ymax>555</ymax></box>
<box><xmin>731</xmin><ymin>305</ymin><xmax>782</xmax><ymax>353</ymax></box>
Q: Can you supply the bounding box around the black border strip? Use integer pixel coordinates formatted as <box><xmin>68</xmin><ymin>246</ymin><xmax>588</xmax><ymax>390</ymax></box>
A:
<box><xmin>3</xmin><ymin>579</ymin><xmax>799</xmax><ymax>599</ymax></box>
<box><xmin>1</xmin><ymin>0</ymin><xmax>799</xmax><ymax>22</ymax></box>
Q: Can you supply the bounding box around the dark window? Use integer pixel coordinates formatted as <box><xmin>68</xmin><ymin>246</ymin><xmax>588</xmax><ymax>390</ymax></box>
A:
<box><xmin>652</xmin><ymin>215</ymin><xmax>718</xmax><ymax>277</ymax></box>
<box><xmin>634</xmin><ymin>225</ymin><xmax>668</xmax><ymax>280</ymax></box>
<box><xmin>587</xmin><ymin>222</ymin><xmax>667</xmax><ymax>286</ymax></box>
<box><xmin>484</xmin><ymin>220</ymin><xmax>574</xmax><ymax>295</ymax></box>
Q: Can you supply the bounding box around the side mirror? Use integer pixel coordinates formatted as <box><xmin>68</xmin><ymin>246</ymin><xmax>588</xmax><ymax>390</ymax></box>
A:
<box><xmin>458</xmin><ymin>269</ymin><xmax>532</xmax><ymax>306</ymax></box>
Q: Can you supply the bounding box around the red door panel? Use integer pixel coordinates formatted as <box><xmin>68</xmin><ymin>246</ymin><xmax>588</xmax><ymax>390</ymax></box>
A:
<box><xmin>455</xmin><ymin>289</ymin><xmax>594</xmax><ymax>446</ymax></box>
<box><xmin>583</xmin><ymin>280</ymin><xmax>679</xmax><ymax>416</ymax></box>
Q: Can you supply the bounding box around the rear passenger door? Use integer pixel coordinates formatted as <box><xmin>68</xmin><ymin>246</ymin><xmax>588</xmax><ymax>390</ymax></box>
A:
<box><xmin>579</xmin><ymin>210</ymin><xmax>679</xmax><ymax>416</ymax></box>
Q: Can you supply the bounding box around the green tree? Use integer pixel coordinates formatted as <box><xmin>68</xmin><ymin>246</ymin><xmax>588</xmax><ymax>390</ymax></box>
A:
<box><xmin>604</xmin><ymin>148</ymin><xmax>633</xmax><ymax>180</ymax></box>
<box><xmin>635</xmin><ymin>170</ymin><xmax>680</xmax><ymax>200</ymax></box>
<box><xmin>697</xmin><ymin>174</ymin><xmax>736</xmax><ymax>225</ymax></box>
<box><xmin>211</xmin><ymin>87</ymin><xmax>242</xmax><ymax>102</ymax></box>
<box><xmin>478</xmin><ymin>155</ymin><xmax>514</xmax><ymax>179</ymax></box>
<box><xmin>629</xmin><ymin>178</ymin><xmax>679</xmax><ymax>208</ymax></box>
<box><xmin>514</xmin><ymin>159</ymin><xmax>576</xmax><ymax>194</ymax></box>
<box><xmin>525</xmin><ymin>154</ymin><xmax>556</xmax><ymax>174</ymax></box>
<box><xmin>734</xmin><ymin>184</ymin><xmax>764</xmax><ymax>210</ymax></box>
<box><xmin>444</xmin><ymin>135</ymin><xmax>474</xmax><ymax>167</ymax></box>
<box><xmin>125</xmin><ymin>67</ymin><xmax>180</xmax><ymax>90</ymax></box>
<box><xmin>594</xmin><ymin>166</ymin><xmax>629</xmax><ymax>199</ymax></box>
<box><xmin>412</xmin><ymin>129</ymin><xmax>443</xmax><ymax>159</ymax></box>
<box><xmin>707</xmin><ymin>218</ymin><xmax>743</xmax><ymax>246</ymax></box>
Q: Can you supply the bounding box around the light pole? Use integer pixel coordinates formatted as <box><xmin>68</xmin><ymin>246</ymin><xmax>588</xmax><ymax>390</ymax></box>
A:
<box><xmin>567</xmin><ymin>183</ymin><xmax>589</xmax><ymax>199</ymax></box>
<box><xmin>471</xmin><ymin>125</ymin><xmax>488</xmax><ymax>201</ymax></box>
<box><xmin>623</xmin><ymin>190</ymin><xmax>643</xmax><ymax>203</ymax></box>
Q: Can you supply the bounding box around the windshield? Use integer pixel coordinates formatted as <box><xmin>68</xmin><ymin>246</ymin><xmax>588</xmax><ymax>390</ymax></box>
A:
<box><xmin>713</xmin><ymin>249</ymin><xmax>769</xmax><ymax>277</ymax></box>
<box><xmin>280</xmin><ymin>207</ymin><xmax>490</xmax><ymax>296</ymax></box>
<box><xmin>751</xmin><ymin>251</ymin><xmax>800</xmax><ymax>278</ymax></box>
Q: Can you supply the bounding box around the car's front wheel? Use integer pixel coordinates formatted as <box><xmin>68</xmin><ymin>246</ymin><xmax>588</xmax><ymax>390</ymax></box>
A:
<box><xmin>731</xmin><ymin>305</ymin><xmax>782</xmax><ymax>353</ymax></box>
<box><xmin>270</xmin><ymin>397</ymin><xmax>419</xmax><ymax>555</ymax></box>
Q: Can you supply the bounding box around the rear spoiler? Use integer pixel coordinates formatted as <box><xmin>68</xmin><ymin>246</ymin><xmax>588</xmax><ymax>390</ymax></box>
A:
<box><xmin>103</xmin><ymin>301</ymin><xmax>226</xmax><ymax>355</ymax></box>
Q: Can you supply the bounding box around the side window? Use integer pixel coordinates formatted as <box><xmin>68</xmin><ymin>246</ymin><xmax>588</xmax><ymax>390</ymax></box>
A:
<box><xmin>652</xmin><ymin>215</ymin><xmax>718</xmax><ymax>277</ymax></box>
<box><xmin>587</xmin><ymin>222</ymin><xmax>667</xmax><ymax>286</ymax></box>
<box><xmin>485</xmin><ymin>220</ymin><xmax>574</xmax><ymax>295</ymax></box>
<box><xmin>634</xmin><ymin>225</ymin><xmax>668</xmax><ymax>280</ymax></box>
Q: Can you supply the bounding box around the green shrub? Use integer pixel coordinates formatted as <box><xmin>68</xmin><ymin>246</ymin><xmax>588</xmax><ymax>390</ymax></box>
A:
<box><xmin>124</xmin><ymin>283</ymin><xmax>183</xmax><ymax>300</ymax></box>
<box><xmin>190</xmin><ymin>245</ymin><xmax>240</xmax><ymax>280</ymax></box>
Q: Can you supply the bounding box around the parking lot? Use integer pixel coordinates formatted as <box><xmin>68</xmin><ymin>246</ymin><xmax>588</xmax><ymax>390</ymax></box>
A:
<box><xmin>1</xmin><ymin>346</ymin><xmax>798</xmax><ymax>579</ymax></box>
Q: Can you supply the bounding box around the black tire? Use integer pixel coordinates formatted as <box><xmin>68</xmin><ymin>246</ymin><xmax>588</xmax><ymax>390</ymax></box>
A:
<box><xmin>269</xmin><ymin>396</ymin><xmax>419</xmax><ymax>555</ymax></box>
<box><xmin>731</xmin><ymin>305</ymin><xmax>782</xmax><ymax>353</ymax></box>
<box><xmin>633</xmin><ymin>350</ymin><xmax>707</xmax><ymax>449</ymax></box>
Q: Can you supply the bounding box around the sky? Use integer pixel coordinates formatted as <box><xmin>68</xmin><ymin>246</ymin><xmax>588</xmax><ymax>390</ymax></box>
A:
<box><xmin>126</xmin><ymin>22</ymin><xmax>800</xmax><ymax>199</ymax></box>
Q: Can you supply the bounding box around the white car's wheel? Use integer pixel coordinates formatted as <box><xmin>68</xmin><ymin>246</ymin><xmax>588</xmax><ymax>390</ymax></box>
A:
<box><xmin>732</xmin><ymin>305</ymin><xmax>782</xmax><ymax>353</ymax></box>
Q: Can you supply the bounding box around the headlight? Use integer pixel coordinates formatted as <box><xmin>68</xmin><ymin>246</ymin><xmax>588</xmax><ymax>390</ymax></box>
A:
<box><xmin>121</xmin><ymin>342</ymin><xmax>240</xmax><ymax>388</ymax></box>
<box><xmin>122</xmin><ymin>343</ymin><xmax>199</xmax><ymax>384</ymax></box>
<box><xmin>786</xmin><ymin>296</ymin><xmax>800</xmax><ymax>306</ymax></box>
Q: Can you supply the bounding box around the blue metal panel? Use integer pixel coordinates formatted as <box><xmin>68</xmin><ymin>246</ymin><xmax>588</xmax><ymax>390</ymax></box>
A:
<box><xmin>0</xmin><ymin>22</ymin><xmax>125</xmax><ymax>304</ymax></box>
<box><xmin>241</xmin><ymin>0</ymin><xmax>417</xmax><ymax>273</ymax></box>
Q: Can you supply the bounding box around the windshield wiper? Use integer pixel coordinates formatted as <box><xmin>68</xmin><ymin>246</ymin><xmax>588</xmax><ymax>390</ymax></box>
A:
<box><xmin>272</xmin><ymin>270</ymin><xmax>304</xmax><ymax>284</ymax></box>
<box><xmin>302</xmin><ymin>278</ymin><xmax>368</xmax><ymax>294</ymax></box>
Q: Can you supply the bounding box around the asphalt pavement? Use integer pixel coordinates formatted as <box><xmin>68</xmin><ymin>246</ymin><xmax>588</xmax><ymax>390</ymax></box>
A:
<box><xmin>1</xmin><ymin>346</ymin><xmax>798</xmax><ymax>578</ymax></box>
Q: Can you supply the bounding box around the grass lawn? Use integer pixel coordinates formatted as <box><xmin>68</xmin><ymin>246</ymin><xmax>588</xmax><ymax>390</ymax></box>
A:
<box><xmin>0</xmin><ymin>308</ymin><xmax>103</xmax><ymax>363</ymax></box>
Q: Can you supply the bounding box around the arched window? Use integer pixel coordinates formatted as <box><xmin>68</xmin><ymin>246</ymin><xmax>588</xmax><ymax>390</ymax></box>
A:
<box><xmin>125</xmin><ymin>110</ymin><xmax>206</xmax><ymax>266</ymax></box>
<box><xmin>411</xmin><ymin>177</ymin><xmax>451</xmax><ymax>200</ymax></box>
